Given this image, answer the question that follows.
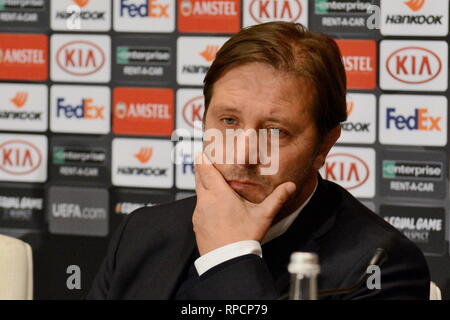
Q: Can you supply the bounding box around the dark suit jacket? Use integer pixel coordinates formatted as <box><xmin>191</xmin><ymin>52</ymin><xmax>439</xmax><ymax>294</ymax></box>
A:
<box><xmin>87</xmin><ymin>176</ymin><xmax>430</xmax><ymax>299</ymax></box>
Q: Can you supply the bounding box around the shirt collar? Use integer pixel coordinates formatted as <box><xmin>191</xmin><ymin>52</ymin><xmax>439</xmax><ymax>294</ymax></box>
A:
<box><xmin>261</xmin><ymin>178</ymin><xmax>319</xmax><ymax>245</ymax></box>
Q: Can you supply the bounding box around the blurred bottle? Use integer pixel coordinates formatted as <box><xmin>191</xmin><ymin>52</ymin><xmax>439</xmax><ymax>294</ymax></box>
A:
<box><xmin>288</xmin><ymin>252</ymin><xmax>320</xmax><ymax>300</ymax></box>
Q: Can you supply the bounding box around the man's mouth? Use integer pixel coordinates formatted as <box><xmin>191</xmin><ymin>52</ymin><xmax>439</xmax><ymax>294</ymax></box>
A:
<box><xmin>227</xmin><ymin>180</ymin><xmax>259</xmax><ymax>190</ymax></box>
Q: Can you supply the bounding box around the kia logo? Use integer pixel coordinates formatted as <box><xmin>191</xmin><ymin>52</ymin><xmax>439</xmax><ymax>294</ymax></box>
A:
<box><xmin>324</xmin><ymin>153</ymin><xmax>369</xmax><ymax>190</ymax></box>
<box><xmin>249</xmin><ymin>0</ymin><xmax>302</xmax><ymax>24</ymax></box>
<box><xmin>182</xmin><ymin>96</ymin><xmax>204</xmax><ymax>129</ymax></box>
<box><xmin>0</xmin><ymin>140</ymin><xmax>42</xmax><ymax>175</ymax></box>
<box><xmin>386</xmin><ymin>47</ymin><xmax>442</xmax><ymax>84</ymax></box>
<box><xmin>56</xmin><ymin>40</ymin><xmax>106</xmax><ymax>76</ymax></box>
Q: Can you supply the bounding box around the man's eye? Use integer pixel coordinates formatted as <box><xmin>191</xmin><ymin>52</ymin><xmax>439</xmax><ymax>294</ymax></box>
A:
<box><xmin>269</xmin><ymin>128</ymin><xmax>288</xmax><ymax>136</ymax></box>
<box><xmin>222</xmin><ymin>117</ymin><xmax>237</xmax><ymax>125</ymax></box>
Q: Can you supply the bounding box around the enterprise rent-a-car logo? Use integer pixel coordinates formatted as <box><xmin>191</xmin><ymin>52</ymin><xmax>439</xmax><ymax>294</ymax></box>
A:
<box><xmin>383</xmin><ymin>161</ymin><xmax>442</xmax><ymax>193</ymax></box>
<box><xmin>114</xmin><ymin>37</ymin><xmax>174</xmax><ymax>84</ymax></box>
<box><xmin>312</xmin><ymin>0</ymin><xmax>374</xmax><ymax>31</ymax></box>
<box><xmin>0</xmin><ymin>0</ymin><xmax>47</xmax><ymax>28</ymax></box>
<box><xmin>51</xmin><ymin>137</ymin><xmax>109</xmax><ymax>183</ymax></box>
<box><xmin>379</xmin><ymin>149</ymin><xmax>446</xmax><ymax>200</ymax></box>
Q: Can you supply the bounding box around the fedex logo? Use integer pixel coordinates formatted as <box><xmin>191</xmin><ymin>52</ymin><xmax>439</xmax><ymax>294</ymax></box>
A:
<box><xmin>379</xmin><ymin>95</ymin><xmax>447</xmax><ymax>147</ymax></box>
<box><xmin>120</xmin><ymin>0</ymin><xmax>169</xmax><ymax>17</ymax></box>
<box><xmin>50</xmin><ymin>85</ymin><xmax>110</xmax><ymax>134</ymax></box>
<box><xmin>386</xmin><ymin>108</ymin><xmax>441</xmax><ymax>131</ymax></box>
<box><xmin>175</xmin><ymin>140</ymin><xmax>202</xmax><ymax>190</ymax></box>
<box><xmin>181</xmin><ymin>154</ymin><xmax>194</xmax><ymax>175</ymax></box>
<box><xmin>114</xmin><ymin>0</ymin><xmax>174</xmax><ymax>32</ymax></box>
<box><xmin>56</xmin><ymin>98</ymin><xmax>105</xmax><ymax>119</ymax></box>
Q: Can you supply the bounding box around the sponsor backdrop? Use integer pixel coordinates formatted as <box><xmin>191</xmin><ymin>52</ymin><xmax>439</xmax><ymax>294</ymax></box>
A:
<box><xmin>0</xmin><ymin>0</ymin><xmax>450</xmax><ymax>299</ymax></box>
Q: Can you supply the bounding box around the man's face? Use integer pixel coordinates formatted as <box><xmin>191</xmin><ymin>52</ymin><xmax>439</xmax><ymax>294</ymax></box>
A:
<box><xmin>203</xmin><ymin>62</ymin><xmax>328</xmax><ymax>205</ymax></box>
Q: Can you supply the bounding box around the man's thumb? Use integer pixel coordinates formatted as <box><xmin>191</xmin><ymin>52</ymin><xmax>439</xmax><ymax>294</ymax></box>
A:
<box><xmin>260</xmin><ymin>182</ymin><xmax>296</xmax><ymax>218</ymax></box>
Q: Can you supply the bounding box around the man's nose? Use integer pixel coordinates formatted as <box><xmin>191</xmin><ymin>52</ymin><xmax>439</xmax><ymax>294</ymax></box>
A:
<box><xmin>233</xmin><ymin>128</ymin><xmax>260</xmax><ymax>166</ymax></box>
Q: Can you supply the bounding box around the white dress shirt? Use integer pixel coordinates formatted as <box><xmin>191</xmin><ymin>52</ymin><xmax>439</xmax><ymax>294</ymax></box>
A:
<box><xmin>194</xmin><ymin>180</ymin><xmax>318</xmax><ymax>276</ymax></box>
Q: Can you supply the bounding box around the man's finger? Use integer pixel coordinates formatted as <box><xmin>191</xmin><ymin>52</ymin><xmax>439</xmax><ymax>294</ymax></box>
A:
<box><xmin>196</xmin><ymin>152</ymin><xmax>229</xmax><ymax>191</ymax></box>
<box><xmin>194</xmin><ymin>152</ymin><xmax>206</xmax><ymax>192</ymax></box>
<box><xmin>260</xmin><ymin>182</ymin><xmax>296</xmax><ymax>219</ymax></box>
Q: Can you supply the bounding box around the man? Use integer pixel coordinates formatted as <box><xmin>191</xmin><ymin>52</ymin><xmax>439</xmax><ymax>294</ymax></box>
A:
<box><xmin>87</xmin><ymin>22</ymin><xmax>430</xmax><ymax>299</ymax></box>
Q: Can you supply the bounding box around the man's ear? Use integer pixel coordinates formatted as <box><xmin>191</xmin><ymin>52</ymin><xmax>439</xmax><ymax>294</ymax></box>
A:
<box><xmin>313</xmin><ymin>125</ymin><xmax>341</xmax><ymax>170</ymax></box>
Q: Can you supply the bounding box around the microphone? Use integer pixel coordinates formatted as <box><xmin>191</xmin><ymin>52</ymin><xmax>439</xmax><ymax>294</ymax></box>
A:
<box><xmin>278</xmin><ymin>246</ymin><xmax>389</xmax><ymax>300</ymax></box>
<box><xmin>317</xmin><ymin>247</ymin><xmax>387</xmax><ymax>298</ymax></box>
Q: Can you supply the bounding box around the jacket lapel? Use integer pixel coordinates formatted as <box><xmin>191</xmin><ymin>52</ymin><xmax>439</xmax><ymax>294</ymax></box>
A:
<box><xmin>261</xmin><ymin>174</ymin><xmax>338</xmax><ymax>296</ymax></box>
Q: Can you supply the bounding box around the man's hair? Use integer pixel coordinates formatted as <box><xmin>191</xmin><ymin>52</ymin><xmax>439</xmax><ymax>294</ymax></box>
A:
<box><xmin>203</xmin><ymin>21</ymin><xmax>347</xmax><ymax>141</ymax></box>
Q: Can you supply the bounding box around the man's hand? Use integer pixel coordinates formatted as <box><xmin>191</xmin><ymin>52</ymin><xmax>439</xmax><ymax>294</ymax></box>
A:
<box><xmin>193</xmin><ymin>152</ymin><xmax>297</xmax><ymax>256</ymax></box>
